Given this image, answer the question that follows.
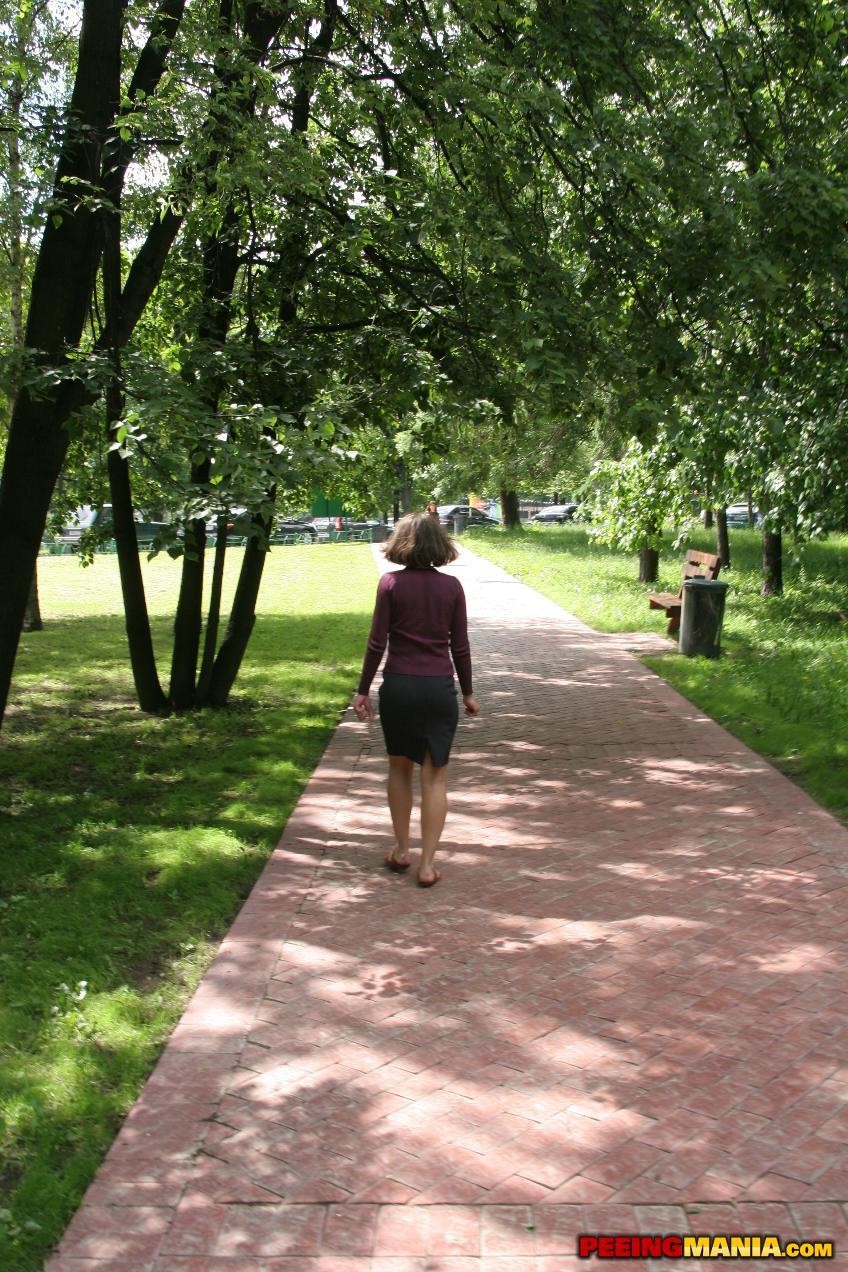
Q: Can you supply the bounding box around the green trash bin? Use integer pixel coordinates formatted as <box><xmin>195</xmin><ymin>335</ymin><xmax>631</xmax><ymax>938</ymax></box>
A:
<box><xmin>679</xmin><ymin>578</ymin><xmax>728</xmax><ymax>658</ymax></box>
<box><xmin>452</xmin><ymin>513</ymin><xmax>467</xmax><ymax>535</ymax></box>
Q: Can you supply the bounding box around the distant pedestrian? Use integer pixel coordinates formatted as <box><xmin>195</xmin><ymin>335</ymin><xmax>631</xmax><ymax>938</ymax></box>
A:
<box><xmin>425</xmin><ymin>500</ymin><xmax>439</xmax><ymax>519</ymax></box>
<box><xmin>353</xmin><ymin>512</ymin><xmax>479</xmax><ymax>887</ymax></box>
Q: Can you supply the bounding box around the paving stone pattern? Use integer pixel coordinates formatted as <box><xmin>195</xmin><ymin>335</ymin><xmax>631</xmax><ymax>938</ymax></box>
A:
<box><xmin>48</xmin><ymin>545</ymin><xmax>848</xmax><ymax>1270</ymax></box>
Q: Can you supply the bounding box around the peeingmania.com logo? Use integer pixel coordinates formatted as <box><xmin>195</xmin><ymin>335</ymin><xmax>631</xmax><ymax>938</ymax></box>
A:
<box><xmin>577</xmin><ymin>1232</ymin><xmax>834</xmax><ymax>1260</ymax></box>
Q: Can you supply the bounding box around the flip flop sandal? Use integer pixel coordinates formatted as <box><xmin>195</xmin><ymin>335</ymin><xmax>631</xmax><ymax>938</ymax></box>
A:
<box><xmin>384</xmin><ymin>855</ymin><xmax>411</xmax><ymax>873</ymax></box>
<box><xmin>417</xmin><ymin>869</ymin><xmax>442</xmax><ymax>888</ymax></box>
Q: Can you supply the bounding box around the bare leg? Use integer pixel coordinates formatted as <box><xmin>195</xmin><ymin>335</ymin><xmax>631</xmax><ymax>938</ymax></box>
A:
<box><xmin>419</xmin><ymin>752</ymin><xmax>448</xmax><ymax>883</ymax></box>
<box><xmin>387</xmin><ymin>755</ymin><xmax>414</xmax><ymax>863</ymax></box>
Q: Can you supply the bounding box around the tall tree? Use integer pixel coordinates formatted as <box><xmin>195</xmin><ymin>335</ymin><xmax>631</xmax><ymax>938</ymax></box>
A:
<box><xmin>0</xmin><ymin>0</ymin><xmax>71</xmax><ymax>632</ymax></box>
<box><xmin>0</xmin><ymin>0</ymin><xmax>125</xmax><ymax>721</ymax></box>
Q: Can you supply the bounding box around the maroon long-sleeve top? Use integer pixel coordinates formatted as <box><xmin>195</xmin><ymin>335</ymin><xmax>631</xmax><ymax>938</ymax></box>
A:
<box><xmin>358</xmin><ymin>567</ymin><xmax>473</xmax><ymax>696</ymax></box>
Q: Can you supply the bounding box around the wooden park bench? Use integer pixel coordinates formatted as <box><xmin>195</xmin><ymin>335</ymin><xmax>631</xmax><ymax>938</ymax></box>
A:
<box><xmin>648</xmin><ymin>549</ymin><xmax>722</xmax><ymax>635</ymax></box>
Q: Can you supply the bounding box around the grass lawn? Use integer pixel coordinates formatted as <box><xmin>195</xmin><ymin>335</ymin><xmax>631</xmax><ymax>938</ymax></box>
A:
<box><xmin>0</xmin><ymin>544</ymin><xmax>377</xmax><ymax>1272</ymax></box>
<box><xmin>465</xmin><ymin>523</ymin><xmax>848</xmax><ymax>823</ymax></box>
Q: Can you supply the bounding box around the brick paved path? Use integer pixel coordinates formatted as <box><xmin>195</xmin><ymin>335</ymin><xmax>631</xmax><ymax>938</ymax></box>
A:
<box><xmin>48</xmin><ymin>545</ymin><xmax>848</xmax><ymax>1270</ymax></box>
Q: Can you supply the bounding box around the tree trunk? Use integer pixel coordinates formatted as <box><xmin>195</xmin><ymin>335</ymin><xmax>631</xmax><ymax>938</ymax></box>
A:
<box><xmin>204</xmin><ymin>534</ymin><xmax>270</xmax><ymax>707</ymax></box>
<box><xmin>107</xmin><ymin>447</ymin><xmax>169</xmax><ymax>711</ymax></box>
<box><xmin>716</xmin><ymin>507</ymin><xmax>730</xmax><ymax>568</ymax></box>
<box><xmin>103</xmin><ymin>205</ymin><xmax>168</xmax><ymax>714</ymax></box>
<box><xmin>169</xmin><ymin>511</ymin><xmax>208</xmax><ymax>709</ymax></box>
<box><xmin>0</xmin><ymin>402</ymin><xmax>70</xmax><ymax>703</ymax></box>
<box><xmin>500</xmin><ymin>488</ymin><xmax>520</xmax><ymax>528</ymax></box>
<box><xmin>638</xmin><ymin>544</ymin><xmax>659</xmax><ymax>583</ymax></box>
<box><xmin>7</xmin><ymin>29</ymin><xmax>43</xmax><ymax>640</ymax></box>
<box><xmin>761</xmin><ymin>527</ymin><xmax>783</xmax><ymax>596</ymax></box>
<box><xmin>702</xmin><ymin>507</ymin><xmax>714</xmax><ymax>528</ymax></box>
<box><xmin>6</xmin><ymin>19</ymin><xmax>26</xmax><ymax>358</ymax></box>
<box><xmin>169</xmin><ymin>196</ymin><xmax>240</xmax><ymax>709</ymax></box>
<box><xmin>196</xmin><ymin>521</ymin><xmax>229</xmax><ymax>702</ymax></box>
<box><xmin>22</xmin><ymin>570</ymin><xmax>43</xmax><ymax>632</ymax></box>
<box><xmin>0</xmin><ymin>0</ymin><xmax>124</xmax><ymax>727</ymax></box>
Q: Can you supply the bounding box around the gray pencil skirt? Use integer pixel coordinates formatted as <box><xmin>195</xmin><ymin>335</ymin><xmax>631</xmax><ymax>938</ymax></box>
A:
<box><xmin>378</xmin><ymin>673</ymin><xmax>459</xmax><ymax>767</ymax></box>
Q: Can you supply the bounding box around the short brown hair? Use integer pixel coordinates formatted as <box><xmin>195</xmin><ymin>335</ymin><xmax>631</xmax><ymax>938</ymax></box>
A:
<box><xmin>384</xmin><ymin>512</ymin><xmax>458</xmax><ymax>568</ymax></box>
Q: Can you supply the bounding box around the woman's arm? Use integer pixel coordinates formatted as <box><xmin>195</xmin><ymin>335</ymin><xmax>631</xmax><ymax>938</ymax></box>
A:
<box><xmin>356</xmin><ymin>576</ymin><xmax>391</xmax><ymax>701</ymax></box>
<box><xmin>449</xmin><ymin>582</ymin><xmax>477</xmax><ymax>713</ymax></box>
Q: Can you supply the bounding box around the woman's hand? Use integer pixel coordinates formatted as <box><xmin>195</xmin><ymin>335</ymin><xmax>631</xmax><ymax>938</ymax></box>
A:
<box><xmin>353</xmin><ymin>692</ymin><xmax>374</xmax><ymax>722</ymax></box>
<box><xmin>462</xmin><ymin>693</ymin><xmax>480</xmax><ymax>716</ymax></box>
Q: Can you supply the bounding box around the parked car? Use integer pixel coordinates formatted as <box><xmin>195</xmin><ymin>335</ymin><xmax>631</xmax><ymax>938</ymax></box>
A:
<box><xmin>274</xmin><ymin>517</ymin><xmax>318</xmax><ymax>540</ymax></box>
<box><xmin>530</xmin><ymin>503</ymin><xmax>579</xmax><ymax>524</ymax></box>
<box><xmin>436</xmin><ymin>504</ymin><xmax>500</xmax><ymax>528</ymax></box>
<box><xmin>205</xmin><ymin>509</ymin><xmax>317</xmax><ymax>542</ymax></box>
<box><xmin>60</xmin><ymin>504</ymin><xmax>170</xmax><ymax>548</ymax></box>
<box><xmin>311</xmin><ymin>515</ymin><xmax>383</xmax><ymax>539</ymax></box>
<box><xmin>725</xmin><ymin>503</ymin><xmax>762</xmax><ymax>528</ymax></box>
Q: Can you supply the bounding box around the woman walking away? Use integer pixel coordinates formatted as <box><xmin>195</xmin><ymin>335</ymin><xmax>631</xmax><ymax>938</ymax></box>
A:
<box><xmin>354</xmin><ymin>512</ymin><xmax>480</xmax><ymax>887</ymax></box>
